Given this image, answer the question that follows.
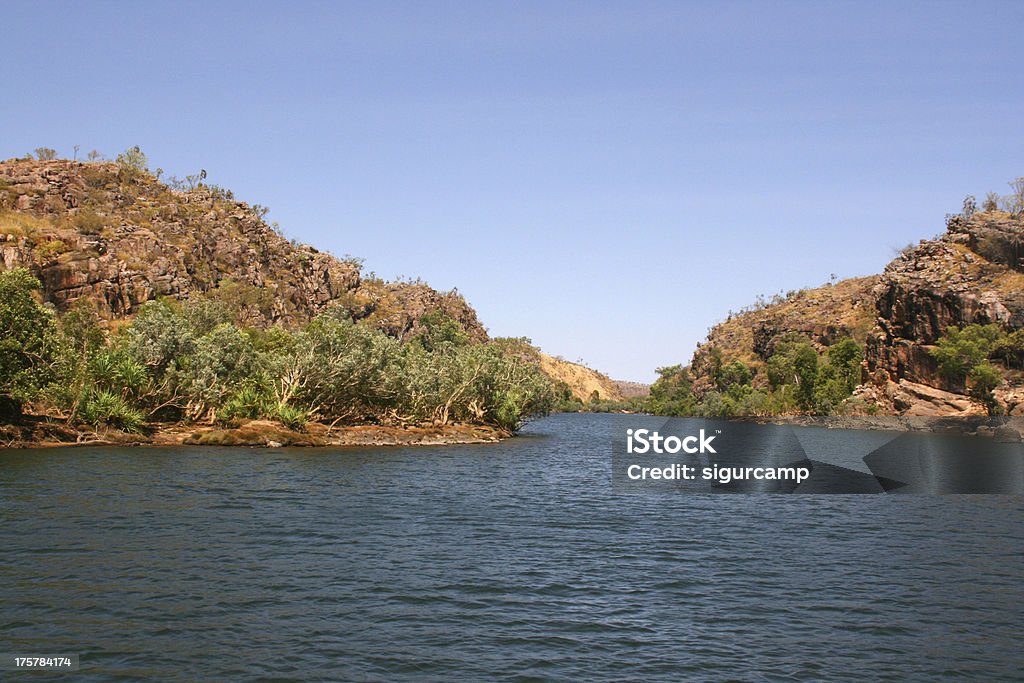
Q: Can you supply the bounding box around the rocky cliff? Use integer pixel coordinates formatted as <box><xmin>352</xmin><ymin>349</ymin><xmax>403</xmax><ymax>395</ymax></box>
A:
<box><xmin>686</xmin><ymin>210</ymin><xmax>1024</xmax><ymax>416</ymax></box>
<box><xmin>0</xmin><ymin>159</ymin><xmax>486</xmax><ymax>341</ymax></box>
<box><xmin>858</xmin><ymin>211</ymin><xmax>1024</xmax><ymax>415</ymax></box>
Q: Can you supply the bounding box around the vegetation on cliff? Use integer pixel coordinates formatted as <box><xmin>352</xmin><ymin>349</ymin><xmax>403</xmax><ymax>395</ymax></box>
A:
<box><xmin>643</xmin><ymin>335</ymin><xmax>864</xmax><ymax>417</ymax></box>
<box><xmin>0</xmin><ymin>268</ymin><xmax>555</xmax><ymax>433</ymax></box>
<box><xmin>0</xmin><ymin>154</ymin><xmax>486</xmax><ymax>339</ymax></box>
<box><xmin>0</xmin><ymin>149</ymin><xmax>558</xmax><ymax>437</ymax></box>
<box><xmin>647</xmin><ymin>176</ymin><xmax>1024</xmax><ymax>419</ymax></box>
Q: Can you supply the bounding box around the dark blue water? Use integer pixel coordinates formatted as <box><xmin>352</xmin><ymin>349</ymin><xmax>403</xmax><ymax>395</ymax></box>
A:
<box><xmin>2</xmin><ymin>413</ymin><xmax>1023</xmax><ymax>681</ymax></box>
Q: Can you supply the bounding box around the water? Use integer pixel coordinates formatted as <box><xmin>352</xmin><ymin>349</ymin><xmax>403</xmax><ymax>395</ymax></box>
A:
<box><xmin>2</xmin><ymin>413</ymin><xmax>1023</xmax><ymax>681</ymax></box>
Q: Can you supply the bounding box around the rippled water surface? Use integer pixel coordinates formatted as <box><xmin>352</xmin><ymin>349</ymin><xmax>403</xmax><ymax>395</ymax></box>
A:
<box><xmin>2</xmin><ymin>413</ymin><xmax>1023</xmax><ymax>681</ymax></box>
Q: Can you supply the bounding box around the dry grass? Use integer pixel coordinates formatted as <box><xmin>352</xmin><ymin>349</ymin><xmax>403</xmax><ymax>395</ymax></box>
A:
<box><xmin>0</xmin><ymin>209</ymin><xmax>54</xmax><ymax>238</ymax></box>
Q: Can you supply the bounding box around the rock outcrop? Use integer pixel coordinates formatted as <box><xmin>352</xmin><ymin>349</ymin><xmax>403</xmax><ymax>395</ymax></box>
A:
<box><xmin>0</xmin><ymin>159</ymin><xmax>486</xmax><ymax>341</ymax></box>
<box><xmin>866</xmin><ymin>213</ymin><xmax>1024</xmax><ymax>390</ymax></box>
<box><xmin>684</xmin><ymin>210</ymin><xmax>1024</xmax><ymax>416</ymax></box>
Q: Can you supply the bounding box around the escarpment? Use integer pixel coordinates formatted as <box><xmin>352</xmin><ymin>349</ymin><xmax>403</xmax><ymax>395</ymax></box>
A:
<box><xmin>0</xmin><ymin>159</ymin><xmax>486</xmax><ymax>341</ymax></box>
<box><xmin>685</xmin><ymin>210</ymin><xmax>1024</xmax><ymax>417</ymax></box>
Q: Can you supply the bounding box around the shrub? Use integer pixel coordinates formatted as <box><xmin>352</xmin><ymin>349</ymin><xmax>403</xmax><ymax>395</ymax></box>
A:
<box><xmin>116</xmin><ymin>146</ymin><xmax>148</xmax><ymax>172</ymax></box>
<box><xmin>968</xmin><ymin>362</ymin><xmax>1002</xmax><ymax>413</ymax></box>
<box><xmin>0</xmin><ymin>269</ymin><xmax>58</xmax><ymax>416</ymax></box>
<box><xmin>271</xmin><ymin>402</ymin><xmax>308</xmax><ymax>430</ymax></box>
<box><xmin>36</xmin><ymin>239</ymin><xmax>68</xmax><ymax>260</ymax></box>
<box><xmin>72</xmin><ymin>210</ymin><xmax>105</xmax><ymax>234</ymax></box>
<box><xmin>78</xmin><ymin>389</ymin><xmax>145</xmax><ymax>432</ymax></box>
<box><xmin>930</xmin><ymin>324</ymin><xmax>1004</xmax><ymax>390</ymax></box>
<box><xmin>217</xmin><ymin>385</ymin><xmax>272</xmax><ymax>425</ymax></box>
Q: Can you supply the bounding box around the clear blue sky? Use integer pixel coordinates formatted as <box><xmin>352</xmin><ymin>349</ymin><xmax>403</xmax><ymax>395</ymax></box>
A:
<box><xmin>4</xmin><ymin>1</ymin><xmax>1023</xmax><ymax>382</ymax></box>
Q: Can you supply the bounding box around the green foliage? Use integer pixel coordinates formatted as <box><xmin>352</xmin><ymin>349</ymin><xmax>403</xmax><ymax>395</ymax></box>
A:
<box><xmin>3</xmin><ymin>278</ymin><xmax>555</xmax><ymax>432</ymax></box>
<box><xmin>0</xmin><ymin>269</ymin><xmax>58</xmax><ymax>416</ymax></box>
<box><xmin>263</xmin><ymin>315</ymin><xmax>400</xmax><ymax>421</ymax></box>
<box><xmin>177</xmin><ymin>323</ymin><xmax>258</xmax><ymax>420</ymax></box>
<box><xmin>968</xmin><ymin>362</ymin><xmax>1001</xmax><ymax>407</ymax></box>
<box><xmin>646</xmin><ymin>335</ymin><xmax>865</xmax><ymax>418</ymax></box>
<box><xmin>33</xmin><ymin>147</ymin><xmax>58</xmax><ymax>161</ymax></box>
<box><xmin>270</xmin><ymin>402</ymin><xmax>308</xmax><ymax>430</ymax></box>
<box><xmin>930</xmin><ymin>324</ymin><xmax>1004</xmax><ymax>390</ymax></box>
<box><xmin>644</xmin><ymin>364</ymin><xmax>696</xmax><ymax>416</ymax></box>
<box><xmin>397</xmin><ymin>338</ymin><xmax>555</xmax><ymax>429</ymax></box>
<box><xmin>414</xmin><ymin>311</ymin><xmax>470</xmax><ymax>352</ymax></box>
<box><xmin>78</xmin><ymin>389</ymin><xmax>144</xmax><ymax>432</ymax></box>
<box><xmin>992</xmin><ymin>329</ymin><xmax>1024</xmax><ymax>369</ymax></box>
<box><xmin>115</xmin><ymin>146</ymin><xmax>148</xmax><ymax>172</ymax></box>
<box><xmin>122</xmin><ymin>299</ymin><xmax>195</xmax><ymax>378</ymax></box>
<box><xmin>766</xmin><ymin>334</ymin><xmax>819</xmax><ymax>410</ymax></box>
<box><xmin>217</xmin><ymin>385</ymin><xmax>273</xmax><ymax>425</ymax></box>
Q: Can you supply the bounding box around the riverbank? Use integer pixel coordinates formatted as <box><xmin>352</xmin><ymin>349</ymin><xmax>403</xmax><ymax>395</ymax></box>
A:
<box><xmin>0</xmin><ymin>417</ymin><xmax>510</xmax><ymax>449</ymax></box>
<box><xmin>730</xmin><ymin>414</ymin><xmax>1024</xmax><ymax>440</ymax></box>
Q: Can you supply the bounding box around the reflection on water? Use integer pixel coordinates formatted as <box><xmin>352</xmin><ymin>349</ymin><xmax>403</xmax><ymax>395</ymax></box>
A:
<box><xmin>1</xmin><ymin>413</ymin><xmax>1023</xmax><ymax>681</ymax></box>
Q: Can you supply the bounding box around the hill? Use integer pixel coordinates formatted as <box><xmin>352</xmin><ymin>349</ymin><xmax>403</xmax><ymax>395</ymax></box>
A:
<box><xmin>538</xmin><ymin>353</ymin><xmax>642</xmax><ymax>403</ymax></box>
<box><xmin>676</xmin><ymin>207</ymin><xmax>1024</xmax><ymax>417</ymax></box>
<box><xmin>0</xmin><ymin>159</ymin><xmax>485</xmax><ymax>341</ymax></box>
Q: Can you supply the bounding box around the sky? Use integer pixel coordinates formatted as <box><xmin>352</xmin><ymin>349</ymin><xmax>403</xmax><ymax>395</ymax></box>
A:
<box><xmin>4</xmin><ymin>1</ymin><xmax>1023</xmax><ymax>382</ymax></box>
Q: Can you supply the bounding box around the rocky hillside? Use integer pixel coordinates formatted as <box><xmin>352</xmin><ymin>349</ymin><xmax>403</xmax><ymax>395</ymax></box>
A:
<box><xmin>0</xmin><ymin>159</ymin><xmax>486</xmax><ymax>341</ymax></box>
<box><xmin>688</xmin><ymin>275</ymin><xmax>879</xmax><ymax>396</ymax></box>
<box><xmin>686</xmin><ymin>210</ymin><xmax>1024</xmax><ymax>416</ymax></box>
<box><xmin>538</xmin><ymin>353</ymin><xmax>647</xmax><ymax>402</ymax></box>
<box><xmin>858</xmin><ymin>211</ymin><xmax>1024</xmax><ymax>415</ymax></box>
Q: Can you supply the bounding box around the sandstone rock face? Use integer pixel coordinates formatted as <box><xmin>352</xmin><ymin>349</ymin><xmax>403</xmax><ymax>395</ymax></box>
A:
<box><xmin>684</xmin><ymin>210</ymin><xmax>1024</xmax><ymax>417</ymax></box>
<box><xmin>866</xmin><ymin>212</ymin><xmax>1024</xmax><ymax>395</ymax></box>
<box><xmin>0</xmin><ymin>159</ymin><xmax>486</xmax><ymax>341</ymax></box>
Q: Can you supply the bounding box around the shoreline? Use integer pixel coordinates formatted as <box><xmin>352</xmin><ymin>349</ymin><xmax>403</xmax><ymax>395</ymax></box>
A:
<box><xmin>0</xmin><ymin>418</ymin><xmax>511</xmax><ymax>450</ymax></box>
<box><xmin>565</xmin><ymin>411</ymin><xmax>1024</xmax><ymax>440</ymax></box>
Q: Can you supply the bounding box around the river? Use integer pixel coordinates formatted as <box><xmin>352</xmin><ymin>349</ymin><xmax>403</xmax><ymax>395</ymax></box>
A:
<box><xmin>2</xmin><ymin>413</ymin><xmax>1022</xmax><ymax>681</ymax></box>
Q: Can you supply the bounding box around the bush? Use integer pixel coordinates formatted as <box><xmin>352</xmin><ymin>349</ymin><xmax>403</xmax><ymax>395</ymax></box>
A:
<box><xmin>0</xmin><ymin>269</ymin><xmax>58</xmax><ymax>416</ymax></box>
<box><xmin>271</xmin><ymin>402</ymin><xmax>308</xmax><ymax>430</ymax></box>
<box><xmin>115</xmin><ymin>146</ymin><xmax>148</xmax><ymax>172</ymax></box>
<box><xmin>36</xmin><ymin>239</ymin><xmax>68</xmax><ymax>260</ymax></box>
<box><xmin>72</xmin><ymin>210</ymin><xmax>105</xmax><ymax>234</ymax></box>
<box><xmin>930</xmin><ymin>324</ymin><xmax>1004</xmax><ymax>390</ymax></box>
<box><xmin>78</xmin><ymin>390</ymin><xmax>145</xmax><ymax>432</ymax></box>
<box><xmin>217</xmin><ymin>385</ymin><xmax>272</xmax><ymax>425</ymax></box>
<box><xmin>968</xmin><ymin>362</ymin><xmax>1002</xmax><ymax>413</ymax></box>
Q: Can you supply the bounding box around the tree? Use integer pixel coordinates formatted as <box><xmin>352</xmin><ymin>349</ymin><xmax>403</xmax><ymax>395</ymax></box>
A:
<box><xmin>1005</xmin><ymin>177</ymin><xmax>1024</xmax><ymax>215</ymax></box>
<box><xmin>930</xmin><ymin>324</ymin><xmax>1004</xmax><ymax>391</ymax></box>
<box><xmin>414</xmin><ymin>310</ymin><xmax>470</xmax><ymax>352</ymax></box>
<box><xmin>766</xmin><ymin>334</ymin><xmax>819</xmax><ymax>411</ymax></box>
<box><xmin>33</xmin><ymin>147</ymin><xmax>58</xmax><ymax>161</ymax></box>
<box><xmin>115</xmin><ymin>146</ymin><xmax>148</xmax><ymax>172</ymax></box>
<box><xmin>645</xmin><ymin>364</ymin><xmax>695</xmax><ymax>416</ymax></box>
<box><xmin>177</xmin><ymin>323</ymin><xmax>258</xmax><ymax>421</ymax></box>
<box><xmin>968</xmin><ymin>362</ymin><xmax>1001</xmax><ymax>412</ymax></box>
<box><xmin>0</xmin><ymin>269</ymin><xmax>58</xmax><ymax>417</ymax></box>
<box><xmin>962</xmin><ymin>195</ymin><xmax>977</xmax><ymax>218</ymax></box>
